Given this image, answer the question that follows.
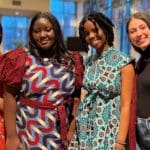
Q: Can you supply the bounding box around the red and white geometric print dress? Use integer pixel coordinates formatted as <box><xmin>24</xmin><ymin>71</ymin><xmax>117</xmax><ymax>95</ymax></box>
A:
<box><xmin>0</xmin><ymin>48</ymin><xmax>84</xmax><ymax>150</ymax></box>
<box><xmin>16</xmin><ymin>51</ymin><xmax>78</xmax><ymax>150</ymax></box>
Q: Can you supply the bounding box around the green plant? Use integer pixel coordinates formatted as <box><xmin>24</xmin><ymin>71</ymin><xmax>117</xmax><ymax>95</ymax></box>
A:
<box><xmin>13</xmin><ymin>39</ymin><xmax>25</xmax><ymax>48</ymax></box>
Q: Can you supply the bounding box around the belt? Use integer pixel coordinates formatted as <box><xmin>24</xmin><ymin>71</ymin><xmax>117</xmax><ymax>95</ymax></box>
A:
<box><xmin>20</xmin><ymin>97</ymin><xmax>71</xmax><ymax>143</ymax></box>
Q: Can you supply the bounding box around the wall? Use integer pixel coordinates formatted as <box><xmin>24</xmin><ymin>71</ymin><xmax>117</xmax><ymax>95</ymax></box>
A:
<box><xmin>0</xmin><ymin>0</ymin><xmax>49</xmax><ymax>17</ymax></box>
<box><xmin>76</xmin><ymin>1</ymin><xmax>84</xmax><ymax>36</ymax></box>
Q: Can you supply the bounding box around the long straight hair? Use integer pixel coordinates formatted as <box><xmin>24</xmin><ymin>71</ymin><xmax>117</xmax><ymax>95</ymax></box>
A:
<box><xmin>126</xmin><ymin>12</ymin><xmax>150</xmax><ymax>54</ymax></box>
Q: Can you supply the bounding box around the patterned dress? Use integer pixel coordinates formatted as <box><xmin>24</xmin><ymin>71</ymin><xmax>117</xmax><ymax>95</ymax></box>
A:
<box><xmin>0</xmin><ymin>48</ymin><xmax>84</xmax><ymax>150</ymax></box>
<box><xmin>69</xmin><ymin>47</ymin><xmax>131</xmax><ymax>150</ymax></box>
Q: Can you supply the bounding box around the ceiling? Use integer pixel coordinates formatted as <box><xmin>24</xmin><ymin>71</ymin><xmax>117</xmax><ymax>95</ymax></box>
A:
<box><xmin>0</xmin><ymin>8</ymin><xmax>39</xmax><ymax>18</ymax></box>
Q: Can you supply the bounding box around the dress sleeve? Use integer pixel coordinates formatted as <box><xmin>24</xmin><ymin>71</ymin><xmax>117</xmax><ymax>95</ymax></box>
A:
<box><xmin>118</xmin><ymin>51</ymin><xmax>133</xmax><ymax>69</ymax></box>
<box><xmin>72</xmin><ymin>51</ymin><xmax>84</xmax><ymax>97</ymax></box>
<box><xmin>0</xmin><ymin>48</ymin><xmax>27</xmax><ymax>97</ymax></box>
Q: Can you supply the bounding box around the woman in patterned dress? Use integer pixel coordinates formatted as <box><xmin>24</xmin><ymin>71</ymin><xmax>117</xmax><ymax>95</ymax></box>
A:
<box><xmin>69</xmin><ymin>11</ymin><xmax>135</xmax><ymax>150</ymax></box>
<box><xmin>0</xmin><ymin>12</ymin><xmax>84</xmax><ymax>150</ymax></box>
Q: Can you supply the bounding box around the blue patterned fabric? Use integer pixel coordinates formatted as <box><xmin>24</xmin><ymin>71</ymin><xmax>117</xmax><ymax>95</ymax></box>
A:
<box><xmin>69</xmin><ymin>47</ymin><xmax>132</xmax><ymax>150</ymax></box>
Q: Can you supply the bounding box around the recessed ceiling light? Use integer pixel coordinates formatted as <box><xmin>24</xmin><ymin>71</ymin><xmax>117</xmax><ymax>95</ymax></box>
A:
<box><xmin>15</xmin><ymin>11</ymin><xmax>19</xmax><ymax>15</ymax></box>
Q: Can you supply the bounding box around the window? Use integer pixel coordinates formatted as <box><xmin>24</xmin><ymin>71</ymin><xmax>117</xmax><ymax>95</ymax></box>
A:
<box><xmin>50</xmin><ymin>0</ymin><xmax>77</xmax><ymax>40</ymax></box>
<box><xmin>2</xmin><ymin>16</ymin><xmax>29</xmax><ymax>52</ymax></box>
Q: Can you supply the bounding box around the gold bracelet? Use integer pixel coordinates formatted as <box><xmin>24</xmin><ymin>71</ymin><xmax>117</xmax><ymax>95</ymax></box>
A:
<box><xmin>116</xmin><ymin>139</ymin><xmax>126</xmax><ymax>146</ymax></box>
<box><xmin>114</xmin><ymin>145</ymin><xmax>125</xmax><ymax>150</ymax></box>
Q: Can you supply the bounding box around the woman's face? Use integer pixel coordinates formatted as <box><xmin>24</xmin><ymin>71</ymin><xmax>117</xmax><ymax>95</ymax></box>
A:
<box><xmin>83</xmin><ymin>20</ymin><xmax>109</xmax><ymax>53</ymax></box>
<box><xmin>128</xmin><ymin>18</ymin><xmax>150</xmax><ymax>51</ymax></box>
<box><xmin>32</xmin><ymin>18</ymin><xmax>55</xmax><ymax>51</ymax></box>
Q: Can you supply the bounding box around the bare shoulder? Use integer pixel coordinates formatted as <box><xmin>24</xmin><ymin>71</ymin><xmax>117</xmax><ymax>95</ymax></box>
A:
<box><xmin>121</xmin><ymin>63</ymin><xmax>135</xmax><ymax>75</ymax></box>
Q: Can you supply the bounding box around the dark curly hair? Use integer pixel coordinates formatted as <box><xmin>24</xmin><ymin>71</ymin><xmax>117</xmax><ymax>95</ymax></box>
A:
<box><xmin>79</xmin><ymin>11</ymin><xmax>114</xmax><ymax>51</ymax></box>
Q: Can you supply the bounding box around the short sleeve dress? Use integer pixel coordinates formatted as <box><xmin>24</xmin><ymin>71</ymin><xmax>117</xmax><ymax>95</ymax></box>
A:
<box><xmin>69</xmin><ymin>47</ymin><xmax>132</xmax><ymax>150</ymax></box>
<box><xmin>0</xmin><ymin>48</ymin><xmax>84</xmax><ymax>150</ymax></box>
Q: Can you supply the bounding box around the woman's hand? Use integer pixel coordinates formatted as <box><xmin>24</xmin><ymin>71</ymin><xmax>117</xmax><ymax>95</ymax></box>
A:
<box><xmin>66</xmin><ymin>130</ymin><xmax>74</xmax><ymax>144</ymax></box>
<box><xmin>66</xmin><ymin>117</ymin><xmax>76</xmax><ymax>144</ymax></box>
<box><xmin>64</xmin><ymin>131</ymin><xmax>75</xmax><ymax>150</ymax></box>
<box><xmin>113</xmin><ymin>143</ymin><xmax>125</xmax><ymax>150</ymax></box>
<box><xmin>6</xmin><ymin>137</ymin><xmax>23</xmax><ymax>150</ymax></box>
<box><xmin>80</xmin><ymin>88</ymin><xmax>88</xmax><ymax>102</ymax></box>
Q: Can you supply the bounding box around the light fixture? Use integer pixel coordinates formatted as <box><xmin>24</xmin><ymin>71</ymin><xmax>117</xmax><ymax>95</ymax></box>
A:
<box><xmin>15</xmin><ymin>11</ymin><xmax>19</xmax><ymax>15</ymax></box>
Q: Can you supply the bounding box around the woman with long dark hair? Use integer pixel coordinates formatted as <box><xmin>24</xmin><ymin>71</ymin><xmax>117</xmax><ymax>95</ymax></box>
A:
<box><xmin>0</xmin><ymin>12</ymin><xmax>84</xmax><ymax>150</ymax></box>
<box><xmin>127</xmin><ymin>12</ymin><xmax>150</xmax><ymax>150</ymax></box>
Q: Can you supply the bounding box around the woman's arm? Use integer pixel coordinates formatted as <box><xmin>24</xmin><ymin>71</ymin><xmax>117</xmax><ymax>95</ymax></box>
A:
<box><xmin>67</xmin><ymin>87</ymin><xmax>88</xmax><ymax>141</ymax></box>
<box><xmin>0</xmin><ymin>97</ymin><xmax>4</xmax><ymax>112</ymax></box>
<box><xmin>4</xmin><ymin>88</ymin><xmax>21</xmax><ymax>150</ymax></box>
<box><xmin>67</xmin><ymin>97</ymin><xmax>80</xmax><ymax>142</ymax></box>
<box><xmin>114</xmin><ymin>63</ymin><xmax>135</xmax><ymax>150</ymax></box>
<box><xmin>80</xmin><ymin>87</ymin><xmax>88</xmax><ymax>102</ymax></box>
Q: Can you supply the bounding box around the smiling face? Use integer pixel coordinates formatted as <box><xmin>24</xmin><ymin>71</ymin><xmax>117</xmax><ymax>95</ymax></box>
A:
<box><xmin>128</xmin><ymin>18</ymin><xmax>150</xmax><ymax>51</ymax></box>
<box><xmin>32</xmin><ymin>18</ymin><xmax>55</xmax><ymax>51</ymax></box>
<box><xmin>83</xmin><ymin>20</ymin><xmax>109</xmax><ymax>54</ymax></box>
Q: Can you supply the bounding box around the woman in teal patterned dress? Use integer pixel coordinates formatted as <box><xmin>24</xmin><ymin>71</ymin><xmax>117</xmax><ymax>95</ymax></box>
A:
<box><xmin>69</xmin><ymin>12</ymin><xmax>135</xmax><ymax>150</ymax></box>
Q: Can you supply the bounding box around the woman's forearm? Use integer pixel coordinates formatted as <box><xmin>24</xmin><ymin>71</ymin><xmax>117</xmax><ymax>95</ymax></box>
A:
<box><xmin>71</xmin><ymin>97</ymin><xmax>80</xmax><ymax>116</ymax></box>
<box><xmin>117</xmin><ymin>106</ymin><xmax>131</xmax><ymax>142</ymax></box>
<box><xmin>4</xmin><ymin>91</ymin><xmax>17</xmax><ymax>138</ymax></box>
<box><xmin>0</xmin><ymin>98</ymin><xmax>4</xmax><ymax>112</ymax></box>
<box><xmin>68</xmin><ymin>97</ymin><xmax>80</xmax><ymax>132</ymax></box>
<box><xmin>67</xmin><ymin>97</ymin><xmax>80</xmax><ymax>143</ymax></box>
<box><xmin>117</xmin><ymin>64</ymin><xmax>135</xmax><ymax>143</ymax></box>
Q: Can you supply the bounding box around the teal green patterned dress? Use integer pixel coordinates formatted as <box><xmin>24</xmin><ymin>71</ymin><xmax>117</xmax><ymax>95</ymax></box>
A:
<box><xmin>69</xmin><ymin>47</ymin><xmax>132</xmax><ymax>150</ymax></box>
